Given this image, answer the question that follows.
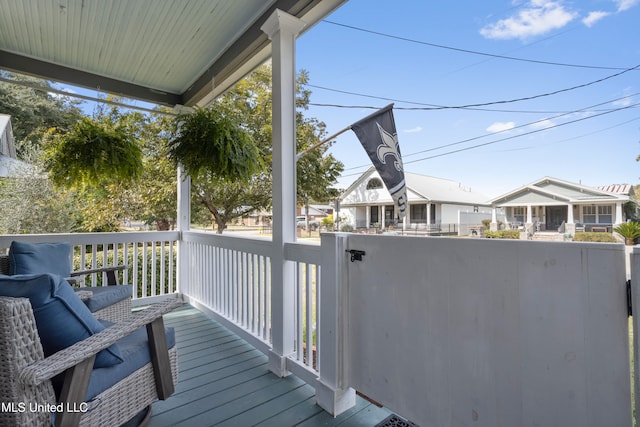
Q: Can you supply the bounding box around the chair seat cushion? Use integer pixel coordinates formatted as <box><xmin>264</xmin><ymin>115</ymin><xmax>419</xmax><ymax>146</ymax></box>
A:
<box><xmin>8</xmin><ymin>241</ymin><xmax>72</xmax><ymax>278</ymax></box>
<box><xmin>78</xmin><ymin>285</ymin><xmax>133</xmax><ymax>313</ymax></box>
<box><xmin>83</xmin><ymin>322</ymin><xmax>176</xmax><ymax>401</ymax></box>
<box><xmin>0</xmin><ymin>273</ymin><xmax>123</xmax><ymax>368</ymax></box>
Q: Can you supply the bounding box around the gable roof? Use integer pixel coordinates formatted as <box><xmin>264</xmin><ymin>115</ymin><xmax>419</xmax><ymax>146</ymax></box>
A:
<box><xmin>340</xmin><ymin>168</ymin><xmax>490</xmax><ymax>206</ymax></box>
<box><xmin>0</xmin><ymin>0</ymin><xmax>346</xmax><ymax>107</ymax></box>
<box><xmin>489</xmin><ymin>176</ymin><xmax>630</xmax><ymax>206</ymax></box>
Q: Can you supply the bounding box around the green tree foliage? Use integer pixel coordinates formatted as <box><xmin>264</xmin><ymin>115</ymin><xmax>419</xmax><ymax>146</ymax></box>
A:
<box><xmin>195</xmin><ymin>65</ymin><xmax>343</xmax><ymax>233</ymax></box>
<box><xmin>0</xmin><ymin>71</ymin><xmax>82</xmax><ymax>152</ymax></box>
<box><xmin>0</xmin><ymin>147</ymin><xmax>78</xmax><ymax>234</ymax></box>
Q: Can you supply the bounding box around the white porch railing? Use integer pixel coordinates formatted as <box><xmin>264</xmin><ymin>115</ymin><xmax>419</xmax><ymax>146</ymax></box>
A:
<box><xmin>0</xmin><ymin>232</ymin><xmax>179</xmax><ymax>304</ymax></box>
<box><xmin>179</xmin><ymin>231</ymin><xmax>322</xmax><ymax>385</ymax></box>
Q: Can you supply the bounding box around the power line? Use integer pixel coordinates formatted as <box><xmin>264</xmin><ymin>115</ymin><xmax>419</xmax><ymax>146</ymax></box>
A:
<box><xmin>340</xmin><ymin>95</ymin><xmax>640</xmax><ymax>177</ymax></box>
<box><xmin>323</xmin><ymin>20</ymin><xmax>635</xmax><ymax>71</ymax></box>
<box><xmin>305</xmin><ymin>63</ymin><xmax>640</xmax><ymax>112</ymax></box>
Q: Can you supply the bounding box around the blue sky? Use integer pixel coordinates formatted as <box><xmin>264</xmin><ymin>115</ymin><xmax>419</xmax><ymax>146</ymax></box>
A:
<box><xmin>296</xmin><ymin>0</ymin><xmax>640</xmax><ymax>198</ymax></box>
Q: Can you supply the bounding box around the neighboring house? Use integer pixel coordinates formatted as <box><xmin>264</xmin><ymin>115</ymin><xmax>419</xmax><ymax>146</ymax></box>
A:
<box><xmin>339</xmin><ymin>167</ymin><xmax>491</xmax><ymax>232</ymax></box>
<box><xmin>489</xmin><ymin>176</ymin><xmax>634</xmax><ymax>234</ymax></box>
<box><xmin>0</xmin><ymin>114</ymin><xmax>32</xmax><ymax>177</ymax></box>
<box><xmin>297</xmin><ymin>204</ymin><xmax>331</xmax><ymax>221</ymax></box>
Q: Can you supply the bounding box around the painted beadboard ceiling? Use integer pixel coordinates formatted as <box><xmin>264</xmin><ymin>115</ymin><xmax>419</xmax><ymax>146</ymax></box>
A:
<box><xmin>0</xmin><ymin>0</ymin><xmax>345</xmax><ymax>106</ymax></box>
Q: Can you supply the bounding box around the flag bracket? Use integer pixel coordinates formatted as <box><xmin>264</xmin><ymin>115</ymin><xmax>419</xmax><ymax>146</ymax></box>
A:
<box><xmin>346</xmin><ymin>249</ymin><xmax>366</xmax><ymax>262</ymax></box>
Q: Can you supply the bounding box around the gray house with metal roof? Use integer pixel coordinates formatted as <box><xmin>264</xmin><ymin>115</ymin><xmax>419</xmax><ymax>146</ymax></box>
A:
<box><xmin>488</xmin><ymin>176</ymin><xmax>634</xmax><ymax>234</ymax></box>
<box><xmin>339</xmin><ymin>167</ymin><xmax>491</xmax><ymax>231</ymax></box>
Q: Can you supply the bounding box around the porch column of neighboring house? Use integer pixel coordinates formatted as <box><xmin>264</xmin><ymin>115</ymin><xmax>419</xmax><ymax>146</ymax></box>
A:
<box><xmin>427</xmin><ymin>203</ymin><xmax>432</xmax><ymax>225</ymax></box>
<box><xmin>490</xmin><ymin>206</ymin><xmax>498</xmax><ymax>231</ymax></box>
<box><xmin>565</xmin><ymin>203</ymin><xmax>576</xmax><ymax>235</ymax></box>
<box><xmin>526</xmin><ymin>204</ymin><xmax>533</xmax><ymax>224</ymax></box>
<box><xmin>381</xmin><ymin>206</ymin><xmax>386</xmax><ymax>229</ymax></box>
<box><xmin>403</xmin><ymin>203</ymin><xmax>409</xmax><ymax>231</ymax></box>
<box><xmin>261</xmin><ymin>9</ymin><xmax>306</xmax><ymax>377</ymax></box>
<box><xmin>366</xmin><ymin>206</ymin><xmax>371</xmax><ymax>229</ymax></box>
<box><xmin>616</xmin><ymin>202</ymin><xmax>623</xmax><ymax>224</ymax></box>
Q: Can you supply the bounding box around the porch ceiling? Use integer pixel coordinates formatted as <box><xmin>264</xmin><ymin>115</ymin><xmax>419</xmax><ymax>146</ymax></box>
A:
<box><xmin>0</xmin><ymin>0</ymin><xmax>346</xmax><ymax>107</ymax></box>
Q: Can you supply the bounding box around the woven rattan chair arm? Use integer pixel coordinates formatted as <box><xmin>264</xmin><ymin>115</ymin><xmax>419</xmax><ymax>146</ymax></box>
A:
<box><xmin>18</xmin><ymin>297</ymin><xmax>182</xmax><ymax>386</ymax></box>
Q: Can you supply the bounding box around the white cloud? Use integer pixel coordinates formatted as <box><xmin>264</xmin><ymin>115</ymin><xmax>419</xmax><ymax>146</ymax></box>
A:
<box><xmin>480</xmin><ymin>1</ymin><xmax>577</xmax><ymax>40</ymax></box>
<box><xmin>529</xmin><ymin>119</ymin><xmax>555</xmax><ymax>129</ymax></box>
<box><xmin>404</xmin><ymin>126</ymin><xmax>423</xmax><ymax>133</ymax></box>
<box><xmin>582</xmin><ymin>11</ymin><xmax>610</xmax><ymax>27</ymax></box>
<box><xmin>487</xmin><ymin>121</ymin><xmax>516</xmax><ymax>133</ymax></box>
<box><xmin>614</xmin><ymin>0</ymin><xmax>639</xmax><ymax>11</ymax></box>
<box><xmin>613</xmin><ymin>87</ymin><xmax>634</xmax><ymax>107</ymax></box>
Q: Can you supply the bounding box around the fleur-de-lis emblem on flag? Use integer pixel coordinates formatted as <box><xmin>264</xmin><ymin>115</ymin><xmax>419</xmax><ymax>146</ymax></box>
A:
<box><xmin>351</xmin><ymin>104</ymin><xmax>407</xmax><ymax>219</ymax></box>
<box><xmin>375</xmin><ymin>122</ymin><xmax>404</xmax><ymax>172</ymax></box>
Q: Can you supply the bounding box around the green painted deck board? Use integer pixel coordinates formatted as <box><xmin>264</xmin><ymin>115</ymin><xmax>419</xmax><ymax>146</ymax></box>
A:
<box><xmin>149</xmin><ymin>305</ymin><xmax>391</xmax><ymax>427</ymax></box>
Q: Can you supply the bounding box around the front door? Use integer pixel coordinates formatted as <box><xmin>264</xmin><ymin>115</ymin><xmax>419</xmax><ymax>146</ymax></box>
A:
<box><xmin>546</xmin><ymin>206</ymin><xmax>567</xmax><ymax>230</ymax></box>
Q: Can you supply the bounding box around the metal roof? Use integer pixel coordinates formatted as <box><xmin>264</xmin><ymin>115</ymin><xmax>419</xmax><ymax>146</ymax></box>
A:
<box><xmin>0</xmin><ymin>0</ymin><xmax>346</xmax><ymax>107</ymax></box>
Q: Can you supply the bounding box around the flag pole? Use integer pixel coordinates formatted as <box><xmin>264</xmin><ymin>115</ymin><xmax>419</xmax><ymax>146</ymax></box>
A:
<box><xmin>295</xmin><ymin>125</ymin><xmax>352</xmax><ymax>161</ymax></box>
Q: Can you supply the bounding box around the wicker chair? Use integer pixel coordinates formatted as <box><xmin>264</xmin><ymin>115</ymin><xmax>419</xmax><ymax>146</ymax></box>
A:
<box><xmin>0</xmin><ymin>295</ymin><xmax>181</xmax><ymax>427</ymax></box>
<box><xmin>0</xmin><ymin>253</ymin><xmax>131</xmax><ymax>323</ymax></box>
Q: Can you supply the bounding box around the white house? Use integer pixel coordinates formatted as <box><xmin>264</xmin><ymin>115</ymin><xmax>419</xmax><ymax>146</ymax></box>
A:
<box><xmin>489</xmin><ymin>176</ymin><xmax>635</xmax><ymax>234</ymax></box>
<box><xmin>339</xmin><ymin>167</ymin><xmax>492</xmax><ymax>233</ymax></box>
<box><xmin>0</xmin><ymin>114</ymin><xmax>31</xmax><ymax>177</ymax></box>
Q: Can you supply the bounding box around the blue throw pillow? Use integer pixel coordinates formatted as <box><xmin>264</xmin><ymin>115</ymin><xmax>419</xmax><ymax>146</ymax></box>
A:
<box><xmin>9</xmin><ymin>241</ymin><xmax>73</xmax><ymax>278</ymax></box>
<box><xmin>0</xmin><ymin>273</ymin><xmax>123</xmax><ymax>368</ymax></box>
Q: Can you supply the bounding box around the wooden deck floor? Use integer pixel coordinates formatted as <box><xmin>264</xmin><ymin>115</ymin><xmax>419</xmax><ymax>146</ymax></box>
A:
<box><xmin>149</xmin><ymin>304</ymin><xmax>391</xmax><ymax>427</ymax></box>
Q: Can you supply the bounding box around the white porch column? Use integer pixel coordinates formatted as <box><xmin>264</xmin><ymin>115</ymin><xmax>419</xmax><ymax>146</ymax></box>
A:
<box><xmin>567</xmin><ymin>203</ymin><xmax>574</xmax><ymax>224</ymax></box>
<box><xmin>615</xmin><ymin>202</ymin><xmax>624</xmax><ymax>224</ymax></box>
<box><xmin>491</xmin><ymin>206</ymin><xmax>498</xmax><ymax>231</ymax></box>
<box><xmin>366</xmin><ymin>206</ymin><xmax>371</xmax><ymax>229</ymax></box>
<box><xmin>316</xmin><ymin>233</ymin><xmax>356</xmax><ymax>415</ymax></box>
<box><xmin>403</xmin><ymin>204</ymin><xmax>409</xmax><ymax>231</ymax></box>
<box><xmin>261</xmin><ymin>9</ymin><xmax>306</xmax><ymax>377</ymax></box>
<box><xmin>176</xmin><ymin>165</ymin><xmax>190</xmax><ymax>294</ymax></box>
<box><xmin>526</xmin><ymin>204</ymin><xmax>533</xmax><ymax>224</ymax></box>
<box><xmin>427</xmin><ymin>203</ymin><xmax>432</xmax><ymax>225</ymax></box>
<box><xmin>381</xmin><ymin>206</ymin><xmax>386</xmax><ymax>230</ymax></box>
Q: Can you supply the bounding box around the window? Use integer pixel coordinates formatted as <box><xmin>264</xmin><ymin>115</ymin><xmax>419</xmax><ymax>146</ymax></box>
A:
<box><xmin>513</xmin><ymin>207</ymin><xmax>525</xmax><ymax>223</ymax></box>
<box><xmin>410</xmin><ymin>204</ymin><xmax>427</xmax><ymax>223</ymax></box>
<box><xmin>598</xmin><ymin>205</ymin><xmax>612</xmax><ymax>224</ymax></box>
<box><xmin>583</xmin><ymin>206</ymin><xmax>596</xmax><ymax>223</ymax></box>
<box><xmin>366</xmin><ymin>178</ymin><xmax>383</xmax><ymax>189</ymax></box>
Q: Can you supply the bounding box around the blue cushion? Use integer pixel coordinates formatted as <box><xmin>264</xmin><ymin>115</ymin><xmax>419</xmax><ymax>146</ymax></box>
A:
<box><xmin>9</xmin><ymin>241</ymin><xmax>72</xmax><ymax>278</ymax></box>
<box><xmin>79</xmin><ymin>285</ymin><xmax>133</xmax><ymax>312</ymax></box>
<box><xmin>0</xmin><ymin>273</ymin><xmax>123</xmax><ymax>368</ymax></box>
<box><xmin>81</xmin><ymin>322</ymin><xmax>175</xmax><ymax>401</ymax></box>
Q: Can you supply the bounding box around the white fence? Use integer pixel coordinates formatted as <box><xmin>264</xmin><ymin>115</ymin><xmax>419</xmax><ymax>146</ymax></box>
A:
<box><xmin>328</xmin><ymin>234</ymin><xmax>631</xmax><ymax>426</ymax></box>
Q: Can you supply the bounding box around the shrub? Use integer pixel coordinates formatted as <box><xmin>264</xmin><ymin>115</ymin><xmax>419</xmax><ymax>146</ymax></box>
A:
<box><xmin>572</xmin><ymin>232</ymin><xmax>618</xmax><ymax>243</ymax></box>
<box><xmin>484</xmin><ymin>230</ymin><xmax>520</xmax><ymax>239</ymax></box>
<box><xmin>613</xmin><ymin>221</ymin><xmax>640</xmax><ymax>245</ymax></box>
<box><xmin>481</xmin><ymin>219</ymin><xmax>491</xmax><ymax>229</ymax></box>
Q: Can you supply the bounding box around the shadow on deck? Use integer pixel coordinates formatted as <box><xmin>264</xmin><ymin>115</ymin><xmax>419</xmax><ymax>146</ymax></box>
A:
<box><xmin>149</xmin><ymin>304</ymin><xmax>391</xmax><ymax>426</ymax></box>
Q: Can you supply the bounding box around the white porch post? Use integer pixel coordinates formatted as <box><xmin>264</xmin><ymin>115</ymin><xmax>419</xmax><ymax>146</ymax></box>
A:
<box><xmin>176</xmin><ymin>165</ymin><xmax>191</xmax><ymax>294</ymax></box>
<box><xmin>261</xmin><ymin>9</ymin><xmax>306</xmax><ymax>377</ymax></box>
<box><xmin>403</xmin><ymin>203</ymin><xmax>409</xmax><ymax>231</ymax></box>
<box><xmin>526</xmin><ymin>204</ymin><xmax>533</xmax><ymax>224</ymax></box>
<box><xmin>491</xmin><ymin>206</ymin><xmax>498</xmax><ymax>231</ymax></box>
<box><xmin>567</xmin><ymin>203</ymin><xmax>574</xmax><ymax>224</ymax></box>
<box><xmin>427</xmin><ymin>203</ymin><xmax>432</xmax><ymax>225</ymax></box>
<box><xmin>615</xmin><ymin>202</ymin><xmax>624</xmax><ymax>224</ymax></box>
<box><xmin>316</xmin><ymin>233</ymin><xmax>356</xmax><ymax>415</ymax></box>
<box><xmin>366</xmin><ymin>206</ymin><xmax>371</xmax><ymax>229</ymax></box>
<box><xmin>381</xmin><ymin>206</ymin><xmax>386</xmax><ymax>230</ymax></box>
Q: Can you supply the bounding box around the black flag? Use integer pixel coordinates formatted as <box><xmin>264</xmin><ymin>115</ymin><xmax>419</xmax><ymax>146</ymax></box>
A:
<box><xmin>351</xmin><ymin>104</ymin><xmax>407</xmax><ymax>219</ymax></box>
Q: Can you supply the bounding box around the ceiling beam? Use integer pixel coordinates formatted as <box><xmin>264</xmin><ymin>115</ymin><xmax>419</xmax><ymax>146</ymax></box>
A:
<box><xmin>0</xmin><ymin>49</ymin><xmax>182</xmax><ymax>106</ymax></box>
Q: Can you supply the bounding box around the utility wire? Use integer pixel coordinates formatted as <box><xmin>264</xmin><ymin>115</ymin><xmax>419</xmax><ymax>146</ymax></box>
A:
<box><xmin>340</xmin><ymin>94</ymin><xmax>640</xmax><ymax>176</ymax></box>
<box><xmin>323</xmin><ymin>20</ymin><xmax>635</xmax><ymax>71</ymax></box>
<box><xmin>306</xmin><ymin>63</ymin><xmax>640</xmax><ymax>112</ymax></box>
